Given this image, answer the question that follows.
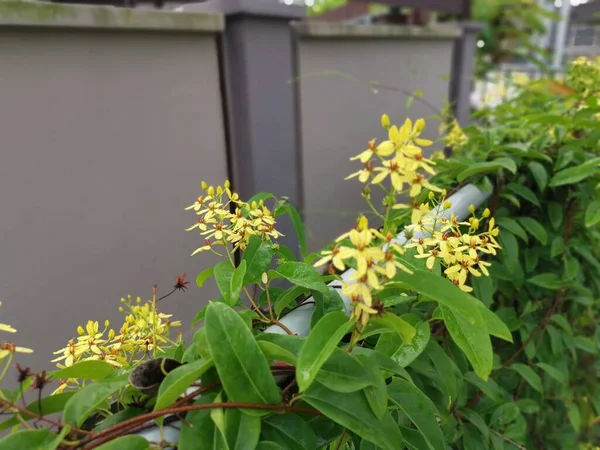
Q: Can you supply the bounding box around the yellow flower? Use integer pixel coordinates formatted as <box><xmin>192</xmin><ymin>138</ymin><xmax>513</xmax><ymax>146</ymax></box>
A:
<box><xmin>351</xmin><ymin>139</ymin><xmax>395</xmax><ymax>163</ymax></box>
<box><xmin>346</xmin><ymin>161</ymin><xmax>374</xmax><ymax>184</ymax></box>
<box><xmin>314</xmin><ymin>246</ymin><xmax>347</xmax><ymax>272</ymax></box>
<box><xmin>408</xmin><ymin>173</ymin><xmax>443</xmax><ymax>198</ymax></box>
<box><xmin>0</xmin><ymin>342</ymin><xmax>33</xmax><ymax>359</ymax></box>
<box><xmin>371</xmin><ymin>157</ymin><xmax>407</xmax><ymax>191</ymax></box>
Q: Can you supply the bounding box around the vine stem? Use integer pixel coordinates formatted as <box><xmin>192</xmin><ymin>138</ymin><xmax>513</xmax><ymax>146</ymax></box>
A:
<box><xmin>79</xmin><ymin>403</ymin><xmax>321</xmax><ymax>449</ymax></box>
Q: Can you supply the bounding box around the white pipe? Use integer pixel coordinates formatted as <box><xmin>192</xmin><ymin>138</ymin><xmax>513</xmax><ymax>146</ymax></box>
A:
<box><xmin>553</xmin><ymin>0</ymin><xmax>572</xmax><ymax>70</ymax></box>
<box><xmin>264</xmin><ymin>184</ymin><xmax>491</xmax><ymax>336</ymax></box>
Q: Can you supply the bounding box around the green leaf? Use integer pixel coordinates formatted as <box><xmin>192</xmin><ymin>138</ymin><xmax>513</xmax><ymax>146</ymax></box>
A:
<box><xmin>551</xmin><ymin>236</ymin><xmax>565</xmax><ymax>258</ymax></box>
<box><xmin>356</xmin><ymin>354</ymin><xmax>387</xmax><ymax>419</ymax></box>
<box><xmin>549</xmin><ymin>164</ymin><xmax>599</xmax><ymax>187</ymax></box>
<box><xmin>527</xmin><ymin>273</ymin><xmax>564</xmax><ymax>290</ymax></box>
<box><xmin>179</xmin><ymin>393</ymin><xmax>227</xmax><ymax>450</ymax></box>
<box><xmin>303</xmin><ymin>382</ymin><xmax>404</xmax><ymax>450</ymax></box>
<box><xmin>376</xmin><ymin>321</ymin><xmax>430</xmax><ymax>368</ymax></box>
<box><xmin>262</xmin><ymin>413</ymin><xmax>318</xmax><ymax>450</ymax></box>
<box><xmin>50</xmin><ymin>360</ymin><xmax>116</xmax><ymax>381</ymax></box>
<box><xmin>286</xmin><ymin>203</ymin><xmax>307</xmax><ymax>257</ymax></box>
<box><xmin>205</xmin><ymin>302</ymin><xmax>281</xmax><ymax>413</ymax></box>
<box><xmin>258</xmin><ymin>340</ymin><xmax>298</xmax><ymax>366</ymax></box>
<box><xmin>388</xmin><ymin>378</ymin><xmax>445</xmax><ymax>450</ymax></box>
<box><xmin>564</xmin><ymin>256</ymin><xmax>580</xmax><ymax>281</ymax></box>
<box><xmin>0</xmin><ymin>429</ymin><xmax>57</xmax><ymax>450</ymax></box>
<box><xmin>498</xmin><ymin>231</ymin><xmax>519</xmax><ymax>274</ymax></box>
<box><xmin>270</xmin><ymin>262</ymin><xmax>327</xmax><ymax>293</ymax></box>
<box><xmin>440</xmin><ymin>304</ymin><xmax>492</xmax><ymax>380</ymax></box>
<box><xmin>496</xmin><ymin>217</ymin><xmax>528</xmax><ymax>243</ymax></box>
<box><xmin>274</xmin><ymin>285</ymin><xmax>306</xmax><ymax>317</ymax></box>
<box><xmin>94</xmin><ymin>408</ymin><xmax>146</xmax><ymax>432</ymax></box>
<box><xmin>509</xmin><ymin>363</ymin><xmax>542</xmax><ymax>393</ymax></box>
<box><xmin>230</xmin><ymin>260</ymin><xmax>247</xmax><ymax>305</ymax></box>
<box><xmin>506</xmin><ymin>183</ymin><xmax>540</xmax><ymax>206</ymax></box>
<box><xmin>154</xmin><ymin>358</ymin><xmax>214</xmax><ymax>412</ymax></box>
<box><xmin>0</xmin><ymin>392</ymin><xmax>76</xmax><ymax>432</ymax></box>
<box><xmin>548</xmin><ymin>202</ymin><xmax>563</xmax><ymax>231</ymax></box>
<box><xmin>196</xmin><ymin>267</ymin><xmax>214</xmax><ymax>288</ymax></box>
<box><xmin>477</xmin><ymin>305</ymin><xmax>514</xmax><ymax>343</ymax></box>
<box><xmin>392</xmin><ymin>269</ymin><xmax>479</xmax><ymax>322</ymax></box>
<box><xmin>585</xmin><ymin>201</ymin><xmax>600</xmax><ymax>228</ymax></box>
<box><xmin>567</xmin><ymin>402</ymin><xmax>582</xmax><ymax>431</ymax></box>
<box><xmin>516</xmin><ymin>398</ymin><xmax>540</xmax><ymax>414</ymax></box>
<box><xmin>225</xmin><ymin>409</ymin><xmax>261</xmax><ymax>450</ymax></box>
<box><xmin>490</xmin><ymin>403</ymin><xmax>519</xmax><ymax>426</ymax></box>
<box><xmin>95</xmin><ymin>436</ymin><xmax>150</xmax><ymax>450</ymax></box>
<box><xmin>457</xmin><ymin>158</ymin><xmax>518</xmax><ymax>182</ymax></box>
<box><xmin>317</xmin><ymin>349</ymin><xmax>373</xmax><ymax>393</ymax></box>
<box><xmin>63</xmin><ymin>378</ymin><xmax>128</xmax><ymax>426</ymax></box>
<box><xmin>460</xmin><ymin>409</ymin><xmax>489</xmax><ymax>439</ymax></box>
<box><xmin>536</xmin><ymin>362</ymin><xmax>567</xmax><ymax>384</ymax></box>
<box><xmin>242</xmin><ymin>236</ymin><xmax>275</xmax><ymax>285</ymax></box>
<box><xmin>550</xmin><ymin>314</ymin><xmax>573</xmax><ymax>335</ymax></box>
<box><xmin>425</xmin><ymin>341</ymin><xmax>458</xmax><ymax>401</ymax></box>
<box><xmin>528</xmin><ymin>162</ymin><xmax>548</xmax><ymax>191</ymax></box>
<box><xmin>296</xmin><ymin>311</ymin><xmax>354</xmax><ymax>392</ymax></box>
<box><xmin>464</xmin><ymin>372</ymin><xmax>506</xmax><ymax>403</ymax></box>
<box><xmin>214</xmin><ymin>261</ymin><xmax>236</xmax><ymax>306</ymax></box>
<box><xmin>369</xmin><ymin>313</ymin><xmax>416</xmax><ymax>344</ymax></box>
<box><xmin>517</xmin><ymin>217</ymin><xmax>548</xmax><ymax>245</ymax></box>
<box><xmin>574</xmin><ymin>336</ymin><xmax>597</xmax><ymax>353</ymax></box>
<box><xmin>255</xmin><ymin>443</ymin><xmax>284</xmax><ymax>450</ymax></box>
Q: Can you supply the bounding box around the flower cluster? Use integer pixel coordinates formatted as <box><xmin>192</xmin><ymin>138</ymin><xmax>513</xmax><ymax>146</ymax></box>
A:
<box><xmin>0</xmin><ymin>302</ymin><xmax>33</xmax><ymax>362</ymax></box>
<box><xmin>315</xmin><ymin>216</ymin><xmax>412</xmax><ymax>328</ymax></box>
<box><xmin>567</xmin><ymin>56</ymin><xmax>600</xmax><ymax>95</ymax></box>
<box><xmin>346</xmin><ymin>115</ymin><xmax>440</xmax><ymax>207</ymax></box>
<box><xmin>51</xmin><ymin>294</ymin><xmax>181</xmax><ymax>394</ymax></box>
<box><xmin>406</xmin><ymin>201</ymin><xmax>500</xmax><ymax>292</ymax></box>
<box><xmin>186</xmin><ymin>181</ymin><xmax>281</xmax><ymax>254</ymax></box>
<box><xmin>441</xmin><ymin>118</ymin><xmax>468</xmax><ymax>151</ymax></box>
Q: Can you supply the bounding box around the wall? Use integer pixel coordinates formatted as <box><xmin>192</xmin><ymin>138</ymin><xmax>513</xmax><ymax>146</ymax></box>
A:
<box><xmin>293</xmin><ymin>22</ymin><xmax>460</xmax><ymax>252</ymax></box>
<box><xmin>0</xmin><ymin>2</ymin><xmax>226</xmax><ymax>376</ymax></box>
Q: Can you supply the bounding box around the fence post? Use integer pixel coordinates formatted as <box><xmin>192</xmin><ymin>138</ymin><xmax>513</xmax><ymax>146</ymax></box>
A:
<box><xmin>178</xmin><ymin>0</ymin><xmax>306</xmax><ymax>256</ymax></box>
<box><xmin>449</xmin><ymin>22</ymin><xmax>482</xmax><ymax>125</ymax></box>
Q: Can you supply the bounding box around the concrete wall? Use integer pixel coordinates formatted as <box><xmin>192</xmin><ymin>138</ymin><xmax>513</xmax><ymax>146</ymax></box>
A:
<box><xmin>0</xmin><ymin>2</ymin><xmax>226</xmax><ymax>375</ymax></box>
<box><xmin>293</xmin><ymin>22</ymin><xmax>460</xmax><ymax>252</ymax></box>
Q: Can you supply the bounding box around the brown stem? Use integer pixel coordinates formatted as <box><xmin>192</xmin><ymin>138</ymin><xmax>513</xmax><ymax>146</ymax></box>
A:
<box><xmin>80</xmin><ymin>402</ymin><xmax>321</xmax><ymax>449</ymax></box>
<box><xmin>334</xmin><ymin>429</ymin><xmax>348</xmax><ymax>450</ymax></box>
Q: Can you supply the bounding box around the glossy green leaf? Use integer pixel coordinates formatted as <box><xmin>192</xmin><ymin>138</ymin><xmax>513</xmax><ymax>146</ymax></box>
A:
<box><xmin>224</xmin><ymin>409</ymin><xmax>261</xmax><ymax>450</ymax></box>
<box><xmin>242</xmin><ymin>235</ymin><xmax>275</xmax><ymax>285</ymax></box>
<box><xmin>63</xmin><ymin>378</ymin><xmax>128</xmax><ymax>426</ymax></box>
<box><xmin>460</xmin><ymin>408</ymin><xmax>489</xmax><ymax>439</ymax></box>
<box><xmin>196</xmin><ymin>267</ymin><xmax>214</xmax><ymax>288</ymax></box>
<box><xmin>549</xmin><ymin>164</ymin><xmax>599</xmax><ymax>187</ymax></box>
<box><xmin>477</xmin><ymin>305</ymin><xmax>513</xmax><ymax>342</ymax></box>
<box><xmin>297</xmin><ymin>311</ymin><xmax>354</xmax><ymax>392</ymax></box>
<box><xmin>376</xmin><ymin>321</ymin><xmax>431</xmax><ymax>368</ymax></box>
<box><xmin>517</xmin><ymin>217</ymin><xmax>548</xmax><ymax>245</ymax></box>
<box><xmin>528</xmin><ymin>161</ymin><xmax>548</xmax><ymax>191</ymax></box>
<box><xmin>490</xmin><ymin>403</ymin><xmax>520</xmax><ymax>426</ymax></box>
<box><xmin>464</xmin><ymin>372</ymin><xmax>506</xmax><ymax>403</ymax></box>
<box><xmin>0</xmin><ymin>392</ymin><xmax>76</xmax><ymax>432</ymax></box>
<box><xmin>457</xmin><ymin>158</ymin><xmax>517</xmax><ymax>182</ymax></box>
<box><xmin>274</xmin><ymin>285</ymin><xmax>307</xmax><ymax>317</ymax></box>
<box><xmin>95</xmin><ymin>436</ymin><xmax>150</xmax><ymax>450</ymax></box>
<box><xmin>574</xmin><ymin>336</ymin><xmax>597</xmax><ymax>353</ymax></box>
<box><xmin>179</xmin><ymin>393</ymin><xmax>227</xmax><ymax>450</ymax></box>
<box><xmin>317</xmin><ymin>349</ymin><xmax>372</xmax><ymax>393</ymax></box>
<box><xmin>585</xmin><ymin>201</ymin><xmax>600</xmax><ymax>228</ymax></box>
<box><xmin>270</xmin><ymin>262</ymin><xmax>327</xmax><ymax>293</ymax></box>
<box><xmin>392</xmin><ymin>269</ymin><xmax>479</xmax><ymax>321</ymax></box>
<box><xmin>50</xmin><ymin>360</ymin><xmax>117</xmax><ymax>381</ymax></box>
<box><xmin>564</xmin><ymin>256</ymin><xmax>580</xmax><ymax>281</ymax></box>
<box><xmin>205</xmin><ymin>302</ymin><xmax>281</xmax><ymax>413</ymax></box>
<box><xmin>94</xmin><ymin>408</ymin><xmax>146</xmax><ymax>432</ymax></box>
<box><xmin>0</xmin><ymin>429</ymin><xmax>57</xmax><ymax>450</ymax></box>
<box><xmin>527</xmin><ymin>273</ymin><xmax>564</xmax><ymax>290</ymax></box>
<box><xmin>286</xmin><ymin>203</ymin><xmax>307</xmax><ymax>257</ymax></box>
<box><xmin>550</xmin><ymin>314</ymin><xmax>573</xmax><ymax>335</ymax></box>
<box><xmin>506</xmin><ymin>183</ymin><xmax>540</xmax><ymax>206</ymax></box>
<box><xmin>369</xmin><ymin>313</ymin><xmax>416</xmax><ymax>344</ymax></box>
<box><xmin>536</xmin><ymin>362</ymin><xmax>567</xmax><ymax>384</ymax></box>
<box><xmin>154</xmin><ymin>357</ymin><xmax>214</xmax><ymax>412</ymax></box>
<box><xmin>496</xmin><ymin>217</ymin><xmax>528</xmax><ymax>242</ymax></box>
<box><xmin>230</xmin><ymin>260</ymin><xmax>247</xmax><ymax>305</ymax></box>
<box><xmin>356</xmin><ymin>354</ymin><xmax>387</xmax><ymax>419</ymax></box>
<box><xmin>388</xmin><ymin>378</ymin><xmax>445</xmax><ymax>450</ymax></box>
<box><xmin>551</xmin><ymin>236</ymin><xmax>565</xmax><ymax>258</ymax></box>
<box><xmin>440</xmin><ymin>304</ymin><xmax>492</xmax><ymax>380</ymax></box>
<box><xmin>255</xmin><ymin>443</ymin><xmax>284</xmax><ymax>450</ymax></box>
<box><xmin>214</xmin><ymin>261</ymin><xmax>236</xmax><ymax>306</ymax></box>
<box><xmin>509</xmin><ymin>363</ymin><xmax>542</xmax><ymax>393</ymax></box>
<box><xmin>303</xmin><ymin>382</ymin><xmax>404</xmax><ymax>450</ymax></box>
<box><xmin>548</xmin><ymin>202</ymin><xmax>563</xmax><ymax>231</ymax></box>
<box><xmin>567</xmin><ymin>402</ymin><xmax>582</xmax><ymax>431</ymax></box>
<box><xmin>262</xmin><ymin>413</ymin><xmax>318</xmax><ymax>450</ymax></box>
<box><xmin>258</xmin><ymin>340</ymin><xmax>298</xmax><ymax>366</ymax></box>
<box><xmin>516</xmin><ymin>398</ymin><xmax>540</xmax><ymax>414</ymax></box>
<box><xmin>425</xmin><ymin>340</ymin><xmax>458</xmax><ymax>401</ymax></box>
<box><xmin>498</xmin><ymin>231</ymin><xmax>519</xmax><ymax>274</ymax></box>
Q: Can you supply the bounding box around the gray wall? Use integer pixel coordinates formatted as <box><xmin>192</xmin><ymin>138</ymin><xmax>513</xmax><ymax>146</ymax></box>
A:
<box><xmin>0</xmin><ymin>7</ymin><xmax>227</xmax><ymax>375</ymax></box>
<box><xmin>294</xmin><ymin>23</ymin><xmax>459</xmax><ymax>252</ymax></box>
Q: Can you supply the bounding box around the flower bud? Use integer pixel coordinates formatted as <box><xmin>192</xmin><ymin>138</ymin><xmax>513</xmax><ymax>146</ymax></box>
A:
<box><xmin>104</xmin><ymin>320</ymin><xmax>110</xmax><ymax>328</ymax></box>
<box><xmin>118</xmin><ymin>306</ymin><xmax>125</xmax><ymax>313</ymax></box>
<box><xmin>415</xmin><ymin>118</ymin><xmax>426</xmax><ymax>133</ymax></box>
<box><xmin>468</xmin><ymin>204</ymin><xmax>475</xmax><ymax>214</ymax></box>
<box><xmin>224</xmin><ymin>180</ymin><xmax>230</xmax><ymax>189</ymax></box>
<box><xmin>357</xmin><ymin>216</ymin><xmax>369</xmax><ymax>231</ymax></box>
<box><xmin>261</xmin><ymin>272</ymin><xmax>268</xmax><ymax>285</ymax></box>
<box><xmin>207</xmin><ymin>186</ymin><xmax>215</xmax><ymax>196</ymax></box>
<box><xmin>471</xmin><ymin>218</ymin><xmax>480</xmax><ymax>230</ymax></box>
<box><xmin>443</xmin><ymin>200</ymin><xmax>452</xmax><ymax>209</ymax></box>
<box><xmin>77</xmin><ymin>325</ymin><xmax>85</xmax><ymax>336</ymax></box>
<box><xmin>217</xmin><ymin>186</ymin><xmax>223</xmax><ymax>195</ymax></box>
<box><xmin>482</xmin><ymin>208</ymin><xmax>491</xmax><ymax>218</ymax></box>
<box><xmin>428</xmin><ymin>191</ymin><xmax>435</xmax><ymax>200</ymax></box>
<box><xmin>381</xmin><ymin>114</ymin><xmax>390</xmax><ymax>129</ymax></box>
<box><xmin>201</xmin><ymin>181</ymin><xmax>208</xmax><ymax>190</ymax></box>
